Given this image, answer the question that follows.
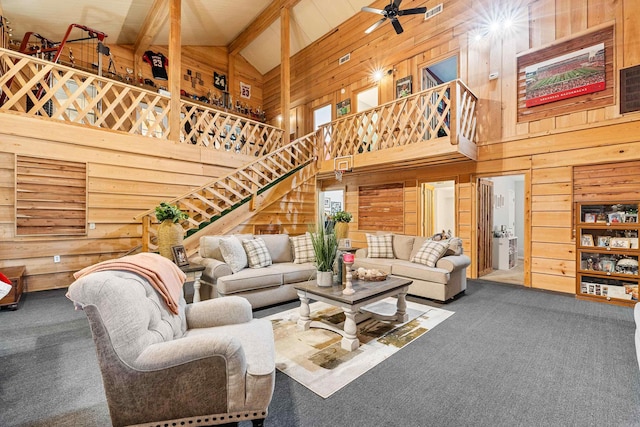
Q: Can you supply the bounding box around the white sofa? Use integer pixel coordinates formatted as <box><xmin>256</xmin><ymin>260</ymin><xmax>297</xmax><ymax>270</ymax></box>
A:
<box><xmin>354</xmin><ymin>233</ymin><xmax>471</xmax><ymax>302</ymax></box>
<box><xmin>191</xmin><ymin>233</ymin><xmax>316</xmax><ymax>309</ymax></box>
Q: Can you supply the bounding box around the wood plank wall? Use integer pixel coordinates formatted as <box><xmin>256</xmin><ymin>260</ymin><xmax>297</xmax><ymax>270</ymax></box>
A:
<box><xmin>0</xmin><ymin>113</ymin><xmax>263</xmax><ymax>292</ymax></box>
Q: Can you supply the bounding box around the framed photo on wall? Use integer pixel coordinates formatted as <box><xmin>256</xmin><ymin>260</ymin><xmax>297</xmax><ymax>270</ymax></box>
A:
<box><xmin>396</xmin><ymin>76</ymin><xmax>412</xmax><ymax>98</ymax></box>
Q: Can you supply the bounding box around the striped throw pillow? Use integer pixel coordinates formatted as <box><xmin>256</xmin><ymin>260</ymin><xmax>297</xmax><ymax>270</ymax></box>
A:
<box><xmin>366</xmin><ymin>233</ymin><xmax>394</xmax><ymax>258</ymax></box>
<box><xmin>242</xmin><ymin>238</ymin><xmax>272</xmax><ymax>268</ymax></box>
<box><xmin>290</xmin><ymin>233</ymin><xmax>315</xmax><ymax>264</ymax></box>
<box><xmin>411</xmin><ymin>240</ymin><xmax>449</xmax><ymax>267</ymax></box>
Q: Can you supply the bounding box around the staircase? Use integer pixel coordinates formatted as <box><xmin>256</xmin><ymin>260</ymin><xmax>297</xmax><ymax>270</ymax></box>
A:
<box><xmin>133</xmin><ymin>131</ymin><xmax>319</xmax><ymax>255</ymax></box>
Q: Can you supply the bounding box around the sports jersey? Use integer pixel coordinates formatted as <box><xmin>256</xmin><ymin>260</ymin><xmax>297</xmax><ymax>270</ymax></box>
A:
<box><xmin>142</xmin><ymin>51</ymin><xmax>168</xmax><ymax>80</ymax></box>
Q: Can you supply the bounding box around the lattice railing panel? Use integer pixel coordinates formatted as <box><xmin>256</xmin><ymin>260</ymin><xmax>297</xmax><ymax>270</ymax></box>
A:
<box><xmin>319</xmin><ymin>79</ymin><xmax>477</xmax><ymax>159</ymax></box>
<box><xmin>0</xmin><ymin>48</ymin><xmax>283</xmax><ymax>150</ymax></box>
<box><xmin>180</xmin><ymin>99</ymin><xmax>284</xmax><ymax>156</ymax></box>
<box><xmin>135</xmin><ymin>133</ymin><xmax>317</xmax><ymax>252</ymax></box>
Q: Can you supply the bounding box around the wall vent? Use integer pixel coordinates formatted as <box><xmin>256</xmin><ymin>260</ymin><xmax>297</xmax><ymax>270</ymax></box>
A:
<box><xmin>424</xmin><ymin>3</ymin><xmax>443</xmax><ymax>20</ymax></box>
<box><xmin>339</xmin><ymin>53</ymin><xmax>351</xmax><ymax>65</ymax></box>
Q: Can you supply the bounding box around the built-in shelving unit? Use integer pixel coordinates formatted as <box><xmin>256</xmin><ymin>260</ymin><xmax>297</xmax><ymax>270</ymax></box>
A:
<box><xmin>576</xmin><ymin>202</ymin><xmax>639</xmax><ymax>306</ymax></box>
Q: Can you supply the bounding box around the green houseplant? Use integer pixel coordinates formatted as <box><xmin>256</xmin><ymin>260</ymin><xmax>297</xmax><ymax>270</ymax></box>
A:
<box><xmin>155</xmin><ymin>202</ymin><xmax>189</xmax><ymax>260</ymax></box>
<box><xmin>332</xmin><ymin>210</ymin><xmax>352</xmax><ymax>241</ymax></box>
<box><xmin>309</xmin><ymin>222</ymin><xmax>338</xmax><ymax>286</ymax></box>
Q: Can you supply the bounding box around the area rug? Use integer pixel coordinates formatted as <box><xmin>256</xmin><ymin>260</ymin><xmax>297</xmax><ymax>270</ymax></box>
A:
<box><xmin>266</xmin><ymin>297</ymin><xmax>454</xmax><ymax>398</ymax></box>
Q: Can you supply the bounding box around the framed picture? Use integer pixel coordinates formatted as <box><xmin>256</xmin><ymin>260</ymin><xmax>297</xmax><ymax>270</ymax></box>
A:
<box><xmin>597</xmin><ymin>236</ymin><xmax>610</xmax><ymax>247</ymax></box>
<box><xmin>396</xmin><ymin>76</ymin><xmax>412</xmax><ymax>99</ymax></box>
<box><xmin>581</xmin><ymin>234</ymin><xmax>594</xmax><ymax>247</ymax></box>
<box><xmin>339</xmin><ymin>238</ymin><xmax>352</xmax><ymax>249</ymax></box>
<box><xmin>624</xmin><ymin>213</ymin><xmax>638</xmax><ymax>223</ymax></box>
<box><xmin>337</xmin><ymin>99</ymin><xmax>351</xmax><ymax>117</ymax></box>
<box><xmin>171</xmin><ymin>245</ymin><xmax>189</xmax><ymax>267</ymax></box>
<box><xmin>584</xmin><ymin>213</ymin><xmax>596</xmax><ymax>223</ymax></box>
<box><xmin>608</xmin><ymin>212</ymin><xmax>623</xmax><ymax>223</ymax></box>
<box><xmin>524</xmin><ymin>43</ymin><xmax>605</xmax><ymax>108</ymax></box>
<box><xmin>609</xmin><ymin>237</ymin><xmax>631</xmax><ymax>249</ymax></box>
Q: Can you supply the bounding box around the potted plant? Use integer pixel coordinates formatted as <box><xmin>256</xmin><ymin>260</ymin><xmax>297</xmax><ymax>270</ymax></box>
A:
<box><xmin>332</xmin><ymin>210</ymin><xmax>352</xmax><ymax>241</ymax></box>
<box><xmin>309</xmin><ymin>222</ymin><xmax>338</xmax><ymax>287</ymax></box>
<box><xmin>155</xmin><ymin>202</ymin><xmax>189</xmax><ymax>260</ymax></box>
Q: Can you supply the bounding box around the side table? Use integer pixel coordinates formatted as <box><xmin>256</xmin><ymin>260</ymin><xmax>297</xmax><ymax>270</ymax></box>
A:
<box><xmin>0</xmin><ymin>265</ymin><xmax>26</xmax><ymax>310</ymax></box>
<box><xmin>180</xmin><ymin>264</ymin><xmax>205</xmax><ymax>303</ymax></box>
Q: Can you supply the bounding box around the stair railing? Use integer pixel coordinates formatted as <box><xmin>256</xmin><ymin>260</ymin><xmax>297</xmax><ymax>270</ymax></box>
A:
<box><xmin>134</xmin><ymin>131</ymin><xmax>320</xmax><ymax>253</ymax></box>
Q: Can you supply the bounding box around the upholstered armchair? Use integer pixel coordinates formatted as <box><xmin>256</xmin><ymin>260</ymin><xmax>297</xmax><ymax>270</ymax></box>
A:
<box><xmin>67</xmin><ymin>269</ymin><xmax>275</xmax><ymax>427</ymax></box>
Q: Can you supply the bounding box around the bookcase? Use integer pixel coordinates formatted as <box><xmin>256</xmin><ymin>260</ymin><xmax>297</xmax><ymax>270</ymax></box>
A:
<box><xmin>576</xmin><ymin>202</ymin><xmax>639</xmax><ymax>306</ymax></box>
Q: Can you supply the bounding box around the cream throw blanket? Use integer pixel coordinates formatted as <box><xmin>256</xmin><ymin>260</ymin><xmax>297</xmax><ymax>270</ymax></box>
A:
<box><xmin>73</xmin><ymin>253</ymin><xmax>186</xmax><ymax>315</ymax></box>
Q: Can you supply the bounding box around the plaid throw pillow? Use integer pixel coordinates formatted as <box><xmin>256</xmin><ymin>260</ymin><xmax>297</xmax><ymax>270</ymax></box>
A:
<box><xmin>290</xmin><ymin>233</ymin><xmax>315</xmax><ymax>264</ymax></box>
<box><xmin>242</xmin><ymin>238</ymin><xmax>272</xmax><ymax>268</ymax></box>
<box><xmin>411</xmin><ymin>240</ymin><xmax>449</xmax><ymax>267</ymax></box>
<box><xmin>366</xmin><ymin>233</ymin><xmax>394</xmax><ymax>258</ymax></box>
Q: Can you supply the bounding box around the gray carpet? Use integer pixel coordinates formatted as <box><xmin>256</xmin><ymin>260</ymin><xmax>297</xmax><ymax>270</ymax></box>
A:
<box><xmin>1</xmin><ymin>280</ymin><xmax>639</xmax><ymax>427</ymax></box>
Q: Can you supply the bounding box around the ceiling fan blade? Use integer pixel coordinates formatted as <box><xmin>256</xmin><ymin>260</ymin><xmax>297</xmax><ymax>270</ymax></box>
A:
<box><xmin>365</xmin><ymin>17</ymin><xmax>387</xmax><ymax>34</ymax></box>
<box><xmin>393</xmin><ymin>0</ymin><xmax>403</xmax><ymax>8</ymax></box>
<box><xmin>362</xmin><ymin>6</ymin><xmax>385</xmax><ymax>15</ymax></box>
<box><xmin>391</xmin><ymin>18</ymin><xmax>404</xmax><ymax>34</ymax></box>
<box><xmin>398</xmin><ymin>7</ymin><xmax>427</xmax><ymax>16</ymax></box>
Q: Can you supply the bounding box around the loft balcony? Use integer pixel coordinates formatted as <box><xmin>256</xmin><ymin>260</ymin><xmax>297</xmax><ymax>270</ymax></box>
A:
<box><xmin>316</xmin><ymin>79</ymin><xmax>478</xmax><ymax>177</ymax></box>
<box><xmin>1</xmin><ymin>47</ymin><xmax>478</xmax><ymax>183</ymax></box>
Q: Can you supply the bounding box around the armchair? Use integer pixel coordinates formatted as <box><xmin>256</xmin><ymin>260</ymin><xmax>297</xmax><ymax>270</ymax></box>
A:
<box><xmin>67</xmin><ymin>269</ymin><xmax>275</xmax><ymax>427</ymax></box>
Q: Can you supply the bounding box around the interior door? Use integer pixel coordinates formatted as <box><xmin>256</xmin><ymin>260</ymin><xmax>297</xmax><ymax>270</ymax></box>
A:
<box><xmin>477</xmin><ymin>178</ymin><xmax>494</xmax><ymax>276</ymax></box>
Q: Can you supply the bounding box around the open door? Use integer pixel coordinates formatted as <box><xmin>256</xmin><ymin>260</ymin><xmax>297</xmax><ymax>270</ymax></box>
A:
<box><xmin>477</xmin><ymin>178</ymin><xmax>494</xmax><ymax>276</ymax></box>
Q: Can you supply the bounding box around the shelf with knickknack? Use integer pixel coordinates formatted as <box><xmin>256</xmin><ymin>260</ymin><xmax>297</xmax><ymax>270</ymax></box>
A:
<box><xmin>576</xmin><ymin>202</ymin><xmax>639</xmax><ymax>306</ymax></box>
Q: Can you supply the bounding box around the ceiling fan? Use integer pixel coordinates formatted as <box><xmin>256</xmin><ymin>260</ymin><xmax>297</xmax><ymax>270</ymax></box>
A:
<box><xmin>362</xmin><ymin>0</ymin><xmax>427</xmax><ymax>35</ymax></box>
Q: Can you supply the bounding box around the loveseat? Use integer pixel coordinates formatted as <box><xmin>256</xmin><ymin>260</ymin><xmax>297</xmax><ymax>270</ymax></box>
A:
<box><xmin>191</xmin><ymin>233</ymin><xmax>317</xmax><ymax>309</ymax></box>
<box><xmin>354</xmin><ymin>233</ymin><xmax>471</xmax><ymax>302</ymax></box>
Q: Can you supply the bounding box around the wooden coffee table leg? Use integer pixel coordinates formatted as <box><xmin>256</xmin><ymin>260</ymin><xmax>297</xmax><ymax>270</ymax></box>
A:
<box><xmin>297</xmin><ymin>291</ymin><xmax>311</xmax><ymax>331</ymax></box>
<box><xmin>395</xmin><ymin>289</ymin><xmax>409</xmax><ymax>322</ymax></box>
<box><xmin>341</xmin><ymin>307</ymin><xmax>359</xmax><ymax>351</ymax></box>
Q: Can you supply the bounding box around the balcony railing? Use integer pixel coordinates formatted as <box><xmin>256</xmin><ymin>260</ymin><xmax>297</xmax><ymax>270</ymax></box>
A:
<box><xmin>318</xmin><ymin>79</ymin><xmax>477</xmax><ymax>162</ymax></box>
<box><xmin>0</xmin><ymin>48</ymin><xmax>283</xmax><ymax>152</ymax></box>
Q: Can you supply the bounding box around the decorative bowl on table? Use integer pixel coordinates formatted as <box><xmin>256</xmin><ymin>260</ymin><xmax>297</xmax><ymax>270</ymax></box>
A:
<box><xmin>353</xmin><ymin>268</ymin><xmax>388</xmax><ymax>281</ymax></box>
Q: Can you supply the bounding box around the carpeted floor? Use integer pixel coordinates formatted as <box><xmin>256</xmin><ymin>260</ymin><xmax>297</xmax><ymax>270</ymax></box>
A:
<box><xmin>1</xmin><ymin>279</ymin><xmax>639</xmax><ymax>427</ymax></box>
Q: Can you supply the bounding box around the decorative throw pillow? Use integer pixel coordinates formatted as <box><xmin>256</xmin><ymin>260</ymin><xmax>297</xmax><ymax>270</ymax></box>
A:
<box><xmin>290</xmin><ymin>233</ymin><xmax>315</xmax><ymax>264</ymax></box>
<box><xmin>218</xmin><ymin>236</ymin><xmax>248</xmax><ymax>273</ymax></box>
<box><xmin>411</xmin><ymin>240</ymin><xmax>449</xmax><ymax>268</ymax></box>
<box><xmin>366</xmin><ymin>233</ymin><xmax>394</xmax><ymax>258</ymax></box>
<box><xmin>242</xmin><ymin>238</ymin><xmax>273</xmax><ymax>268</ymax></box>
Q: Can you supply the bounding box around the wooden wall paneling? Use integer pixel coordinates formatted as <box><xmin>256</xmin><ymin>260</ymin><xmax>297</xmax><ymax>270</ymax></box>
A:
<box><xmin>622</xmin><ymin>0</ymin><xmax>640</xmax><ymax>67</ymax></box>
<box><xmin>529</xmin><ymin>0</ymin><xmax>556</xmax><ymax>48</ymax></box>
<box><xmin>403</xmin><ymin>181</ymin><xmax>418</xmax><ymax>236</ymax></box>
<box><xmin>357</xmin><ymin>182</ymin><xmax>404</xmax><ymax>232</ymax></box>
<box><xmin>573</xmin><ymin>160</ymin><xmax>640</xmax><ymax>202</ymax></box>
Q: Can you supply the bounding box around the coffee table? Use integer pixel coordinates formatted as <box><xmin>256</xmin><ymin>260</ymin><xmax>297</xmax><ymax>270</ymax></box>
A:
<box><xmin>293</xmin><ymin>276</ymin><xmax>412</xmax><ymax>351</ymax></box>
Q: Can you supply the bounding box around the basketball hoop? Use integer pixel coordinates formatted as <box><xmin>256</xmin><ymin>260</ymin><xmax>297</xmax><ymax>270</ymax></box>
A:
<box><xmin>333</xmin><ymin>155</ymin><xmax>353</xmax><ymax>182</ymax></box>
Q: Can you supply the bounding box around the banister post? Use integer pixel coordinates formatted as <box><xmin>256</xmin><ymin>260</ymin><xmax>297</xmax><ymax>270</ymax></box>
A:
<box><xmin>449</xmin><ymin>81</ymin><xmax>459</xmax><ymax>144</ymax></box>
<box><xmin>141</xmin><ymin>215</ymin><xmax>151</xmax><ymax>252</ymax></box>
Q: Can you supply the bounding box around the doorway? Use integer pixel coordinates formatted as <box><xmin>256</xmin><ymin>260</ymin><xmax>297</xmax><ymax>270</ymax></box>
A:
<box><xmin>420</xmin><ymin>180</ymin><xmax>456</xmax><ymax>237</ymax></box>
<box><xmin>478</xmin><ymin>175</ymin><xmax>525</xmax><ymax>285</ymax></box>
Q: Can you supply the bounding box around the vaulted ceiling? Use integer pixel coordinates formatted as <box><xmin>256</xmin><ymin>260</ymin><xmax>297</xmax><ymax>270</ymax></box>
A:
<box><xmin>0</xmin><ymin>0</ymin><xmax>373</xmax><ymax>74</ymax></box>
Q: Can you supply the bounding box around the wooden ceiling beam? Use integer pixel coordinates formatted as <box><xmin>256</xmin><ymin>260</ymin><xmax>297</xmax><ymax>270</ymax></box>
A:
<box><xmin>134</xmin><ymin>0</ymin><xmax>170</xmax><ymax>59</ymax></box>
<box><xmin>228</xmin><ymin>0</ymin><xmax>302</xmax><ymax>55</ymax></box>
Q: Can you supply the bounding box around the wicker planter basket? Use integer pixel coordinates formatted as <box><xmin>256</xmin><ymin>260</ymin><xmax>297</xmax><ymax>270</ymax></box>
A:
<box><xmin>158</xmin><ymin>219</ymin><xmax>183</xmax><ymax>259</ymax></box>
